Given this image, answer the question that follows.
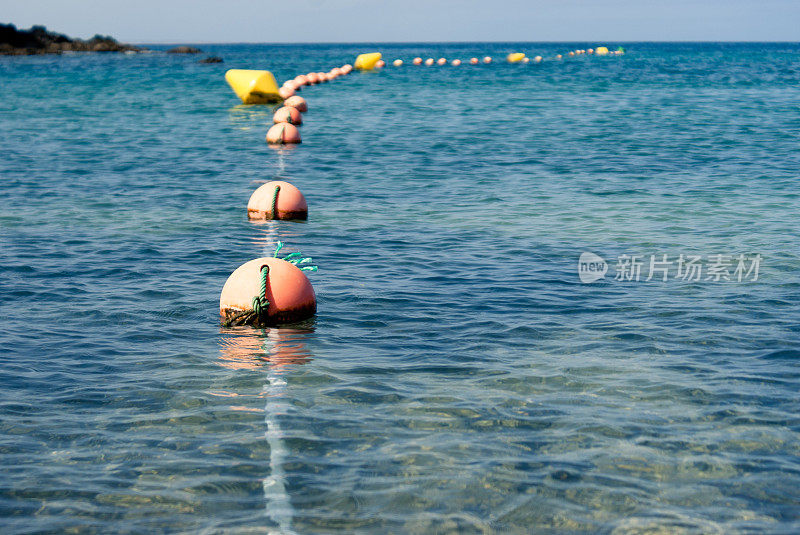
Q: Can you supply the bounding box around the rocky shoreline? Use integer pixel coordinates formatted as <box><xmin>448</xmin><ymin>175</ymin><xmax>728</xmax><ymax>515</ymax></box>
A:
<box><xmin>0</xmin><ymin>23</ymin><xmax>141</xmax><ymax>55</ymax></box>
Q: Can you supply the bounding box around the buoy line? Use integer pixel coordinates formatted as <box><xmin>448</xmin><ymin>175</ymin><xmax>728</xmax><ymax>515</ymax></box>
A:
<box><xmin>219</xmin><ymin>45</ymin><xmax>628</xmax><ymax>530</ymax></box>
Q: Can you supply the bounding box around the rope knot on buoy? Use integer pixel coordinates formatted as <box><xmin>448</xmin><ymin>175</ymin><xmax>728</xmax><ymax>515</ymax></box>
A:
<box><xmin>250</xmin><ymin>264</ymin><xmax>271</xmax><ymax>320</ymax></box>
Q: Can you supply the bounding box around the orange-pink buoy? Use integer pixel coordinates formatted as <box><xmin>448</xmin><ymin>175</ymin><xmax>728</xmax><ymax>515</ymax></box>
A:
<box><xmin>534</xmin><ymin>55</ymin><xmax>542</xmax><ymax>63</ymax></box>
<box><xmin>425</xmin><ymin>58</ymin><xmax>434</xmax><ymax>66</ymax></box>
<box><xmin>393</xmin><ymin>59</ymin><xmax>403</xmax><ymax>66</ymax></box>
<box><xmin>437</xmin><ymin>57</ymin><xmax>446</xmax><ymax>65</ymax></box>
<box><xmin>220</xmin><ymin>257</ymin><xmax>316</xmax><ymax>326</ymax></box>
<box><xmin>522</xmin><ymin>57</ymin><xmax>530</xmax><ymax>63</ymax></box>
<box><xmin>375</xmin><ymin>59</ymin><xmax>385</xmax><ymax>68</ymax></box>
<box><xmin>331</xmin><ymin>67</ymin><xmax>343</xmax><ymax>76</ymax></box>
<box><xmin>247</xmin><ymin>180</ymin><xmax>308</xmax><ymax>220</ymax></box>
<box><xmin>451</xmin><ymin>59</ymin><xmax>461</xmax><ymax>66</ymax></box>
<box><xmin>569</xmin><ymin>51</ymin><xmax>575</xmax><ymax>56</ymax></box>
<box><xmin>413</xmin><ymin>57</ymin><xmax>422</xmax><ymax>65</ymax></box>
<box><xmin>273</xmin><ymin>106</ymin><xmax>302</xmax><ymax>126</ymax></box>
<box><xmin>470</xmin><ymin>57</ymin><xmax>479</xmax><ymax>64</ymax></box>
<box><xmin>556</xmin><ymin>54</ymin><xmax>562</xmax><ymax>60</ymax></box>
<box><xmin>483</xmin><ymin>56</ymin><xmax>492</xmax><ymax>63</ymax></box>
<box><xmin>278</xmin><ymin>86</ymin><xmax>295</xmax><ymax>99</ymax></box>
<box><xmin>588</xmin><ymin>48</ymin><xmax>594</xmax><ymax>54</ymax></box>
<box><xmin>341</xmin><ymin>64</ymin><xmax>353</xmax><ymax>74</ymax></box>
<box><xmin>294</xmin><ymin>75</ymin><xmax>308</xmax><ymax>86</ymax></box>
<box><xmin>284</xmin><ymin>95</ymin><xmax>308</xmax><ymax>113</ymax></box>
<box><xmin>266</xmin><ymin>123</ymin><xmax>301</xmax><ymax>144</ymax></box>
<box><xmin>306</xmin><ymin>72</ymin><xmax>319</xmax><ymax>84</ymax></box>
<box><xmin>316</xmin><ymin>72</ymin><xmax>328</xmax><ymax>82</ymax></box>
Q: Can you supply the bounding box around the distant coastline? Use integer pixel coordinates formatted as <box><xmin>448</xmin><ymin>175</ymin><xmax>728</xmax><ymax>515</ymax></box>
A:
<box><xmin>0</xmin><ymin>23</ymin><xmax>141</xmax><ymax>55</ymax></box>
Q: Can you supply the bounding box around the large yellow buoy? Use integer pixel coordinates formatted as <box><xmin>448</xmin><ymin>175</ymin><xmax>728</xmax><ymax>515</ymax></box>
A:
<box><xmin>354</xmin><ymin>52</ymin><xmax>382</xmax><ymax>71</ymax></box>
<box><xmin>596</xmin><ymin>46</ymin><xmax>609</xmax><ymax>56</ymax></box>
<box><xmin>225</xmin><ymin>69</ymin><xmax>281</xmax><ymax>104</ymax></box>
<box><xmin>507</xmin><ymin>52</ymin><xmax>526</xmax><ymax>63</ymax></box>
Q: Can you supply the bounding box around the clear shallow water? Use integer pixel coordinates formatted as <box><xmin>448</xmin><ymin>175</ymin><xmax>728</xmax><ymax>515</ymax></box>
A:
<box><xmin>1</xmin><ymin>42</ymin><xmax>799</xmax><ymax>533</ymax></box>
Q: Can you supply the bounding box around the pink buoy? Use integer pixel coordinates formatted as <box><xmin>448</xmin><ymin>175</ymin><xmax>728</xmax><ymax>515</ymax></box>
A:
<box><xmin>220</xmin><ymin>257</ymin><xmax>316</xmax><ymax>326</ymax></box>
<box><xmin>451</xmin><ymin>59</ymin><xmax>461</xmax><ymax>66</ymax></box>
<box><xmin>306</xmin><ymin>72</ymin><xmax>319</xmax><ymax>84</ymax></box>
<box><xmin>522</xmin><ymin>57</ymin><xmax>530</xmax><ymax>63</ymax></box>
<box><xmin>437</xmin><ymin>57</ymin><xmax>446</xmax><ymax>65</ymax></box>
<box><xmin>413</xmin><ymin>57</ymin><xmax>422</xmax><ymax>65</ymax></box>
<box><xmin>273</xmin><ymin>106</ymin><xmax>302</xmax><ymax>126</ymax></box>
<box><xmin>247</xmin><ymin>180</ymin><xmax>308</xmax><ymax>220</ymax></box>
<box><xmin>341</xmin><ymin>64</ymin><xmax>353</xmax><ymax>74</ymax></box>
<box><xmin>375</xmin><ymin>60</ymin><xmax>385</xmax><ymax>68</ymax></box>
<box><xmin>266</xmin><ymin>123</ymin><xmax>301</xmax><ymax>144</ymax></box>
<box><xmin>556</xmin><ymin>54</ymin><xmax>562</xmax><ymax>60</ymax></box>
<box><xmin>470</xmin><ymin>57</ymin><xmax>479</xmax><ymax>64</ymax></box>
<box><xmin>278</xmin><ymin>86</ymin><xmax>295</xmax><ymax>100</ymax></box>
<box><xmin>283</xmin><ymin>95</ymin><xmax>308</xmax><ymax>113</ymax></box>
<box><xmin>483</xmin><ymin>56</ymin><xmax>492</xmax><ymax>63</ymax></box>
<box><xmin>425</xmin><ymin>58</ymin><xmax>434</xmax><ymax>66</ymax></box>
<box><xmin>534</xmin><ymin>55</ymin><xmax>542</xmax><ymax>63</ymax></box>
<box><xmin>393</xmin><ymin>59</ymin><xmax>403</xmax><ymax>66</ymax></box>
<box><xmin>316</xmin><ymin>72</ymin><xmax>328</xmax><ymax>82</ymax></box>
<box><xmin>294</xmin><ymin>75</ymin><xmax>308</xmax><ymax>87</ymax></box>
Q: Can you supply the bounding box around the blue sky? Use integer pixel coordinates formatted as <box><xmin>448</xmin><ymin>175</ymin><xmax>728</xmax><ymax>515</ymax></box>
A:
<box><xmin>2</xmin><ymin>0</ymin><xmax>798</xmax><ymax>43</ymax></box>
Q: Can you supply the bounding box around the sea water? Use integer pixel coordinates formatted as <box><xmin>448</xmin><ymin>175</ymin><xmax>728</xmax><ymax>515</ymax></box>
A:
<box><xmin>1</xmin><ymin>43</ymin><xmax>799</xmax><ymax>533</ymax></box>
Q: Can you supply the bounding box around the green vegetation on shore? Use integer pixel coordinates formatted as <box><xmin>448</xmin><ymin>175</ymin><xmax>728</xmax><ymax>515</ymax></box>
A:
<box><xmin>0</xmin><ymin>23</ymin><xmax>141</xmax><ymax>55</ymax></box>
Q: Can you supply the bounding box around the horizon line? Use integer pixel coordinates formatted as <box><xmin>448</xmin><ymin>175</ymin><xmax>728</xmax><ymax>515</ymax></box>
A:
<box><xmin>131</xmin><ymin>39</ymin><xmax>800</xmax><ymax>46</ymax></box>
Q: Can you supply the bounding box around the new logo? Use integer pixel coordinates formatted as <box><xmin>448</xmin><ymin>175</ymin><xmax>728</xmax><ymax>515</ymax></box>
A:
<box><xmin>578</xmin><ymin>252</ymin><xmax>607</xmax><ymax>283</ymax></box>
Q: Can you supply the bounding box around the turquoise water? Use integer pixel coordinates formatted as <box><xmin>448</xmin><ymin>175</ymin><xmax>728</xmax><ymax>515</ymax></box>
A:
<box><xmin>1</xmin><ymin>43</ymin><xmax>799</xmax><ymax>533</ymax></box>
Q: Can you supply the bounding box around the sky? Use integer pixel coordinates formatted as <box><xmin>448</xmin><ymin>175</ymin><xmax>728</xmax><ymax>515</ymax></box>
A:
<box><xmin>2</xmin><ymin>0</ymin><xmax>798</xmax><ymax>43</ymax></box>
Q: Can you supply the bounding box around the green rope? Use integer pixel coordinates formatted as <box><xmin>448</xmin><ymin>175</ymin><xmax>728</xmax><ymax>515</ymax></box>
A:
<box><xmin>251</xmin><ymin>264</ymin><xmax>270</xmax><ymax>318</ymax></box>
<box><xmin>273</xmin><ymin>242</ymin><xmax>317</xmax><ymax>272</ymax></box>
<box><xmin>270</xmin><ymin>185</ymin><xmax>280</xmax><ymax>220</ymax></box>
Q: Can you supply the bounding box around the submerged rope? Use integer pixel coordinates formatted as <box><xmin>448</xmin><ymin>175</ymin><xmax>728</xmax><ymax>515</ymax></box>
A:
<box><xmin>262</xmin><ymin>355</ymin><xmax>297</xmax><ymax>534</ymax></box>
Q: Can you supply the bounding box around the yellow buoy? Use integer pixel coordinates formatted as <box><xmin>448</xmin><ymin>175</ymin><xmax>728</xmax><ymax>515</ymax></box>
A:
<box><xmin>507</xmin><ymin>52</ymin><xmax>526</xmax><ymax>63</ymax></box>
<box><xmin>225</xmin><ymin>69</ymin><xmax>281</xmax><ymax>104</ymax></box>
<box><xmin>354</xmin><ymin>52</ymin><xmax>382</xmax><ymax>71</ymax></box>
<box><xmin>595</xmin><ymin>46</ymin><xmax>609</xmax><ymax>56</ymax></box>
